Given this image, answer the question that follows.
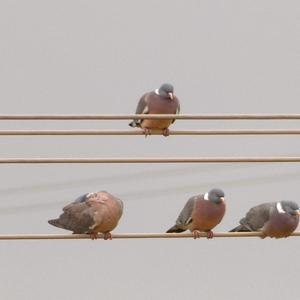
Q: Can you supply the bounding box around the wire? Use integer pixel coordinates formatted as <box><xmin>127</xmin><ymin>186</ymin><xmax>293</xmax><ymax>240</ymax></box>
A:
<box><xmin>0</xmin><ymin>157</ymin><xmax>300</xmax><ymax>164</ymax></box>
<box><xmin>0</xmin><ymin>232</ymin><xmax>299</xmax><ymax>240</ymax></box>
<box><xmin>1</xmin><ymin>129</ymin><xmax>300</xmax><ymax>135</ymax></box>
<box><xmin>0</xmin><ymin>114</ymin><xmax>300</xmax><ymax>120</ymax></box>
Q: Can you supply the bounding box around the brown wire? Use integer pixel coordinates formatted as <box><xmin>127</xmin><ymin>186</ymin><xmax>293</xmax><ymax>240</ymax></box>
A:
<box><xmin>0</xmin><ymin>232</ymin><xmax>299</xmax><ymax>240</ymax></box>
<box><xmin>0</xmin><ymin>157</ymin><xmax>299</xmax><ymax>164</ymax></box>
<box><xmin>0</xmin><ymin>114</ymin><xmax>300</xmax><ymax>120</ymax></box>
<box><xmin>0</xmin><ymin>129</ymin><xmax>300</xmax><ymax>135</ymax></box>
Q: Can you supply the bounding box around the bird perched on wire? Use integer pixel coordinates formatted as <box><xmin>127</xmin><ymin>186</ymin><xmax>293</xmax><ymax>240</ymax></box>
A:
<box><xmin>230</xmin><ymin>200</ymin><xmax>300</xmax><ymax>238</ymax></box>
<box><xmin>48</xmin><ymin>191</ymin><xmax>123</xmax><ymax>240</ymax></box>
<box><xmin>129</xmin><ymin>83</ymin><xmax>180</xmax><ymax>136</ymax></box>
<box><xmin>166</xmin><ymin>188</ymin><xmax>226</xmax><ymax>239</ymax></box>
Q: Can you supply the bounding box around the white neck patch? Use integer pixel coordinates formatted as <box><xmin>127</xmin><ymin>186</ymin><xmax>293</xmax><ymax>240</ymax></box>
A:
<box><xmin>276</xmin><ymin>202</ymin><xmax>285</xmax><ymax>213</ymax></box>
<box><xmin>204</xmin><ymin>192</ymin><xmax>209</xmax><ymax>201</ymax></box>
<box><xmin>155</xmin><ymin>89</ymin><xmax>159</xmax><ymax>95</ymax></box>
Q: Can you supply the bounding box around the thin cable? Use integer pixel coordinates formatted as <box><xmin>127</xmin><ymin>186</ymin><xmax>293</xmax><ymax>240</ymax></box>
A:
<box><xmin>1</xmin><ymin>129</ymin><xmax>300</xmax><ymax>135</ymax></box>
<box><xmin>1</xmin><ymin>114</ymin><xmax>300</xmax><ymax>120</ymax></box>
<box><xmin>0</xmin><ymin>157</ymin><xmax>300</xmax><ymax>164</ymax></box>
<box><xmin>0</xmin><ymin>232</ymin><xmax>299</xmax><ymax>240</ymax></box>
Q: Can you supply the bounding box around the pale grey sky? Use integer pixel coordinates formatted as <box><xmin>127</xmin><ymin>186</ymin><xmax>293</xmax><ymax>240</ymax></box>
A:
<box><xmin>0</xmin><ymin>1</ymin><xmax>299</xmax><ymax>299</ymax></box>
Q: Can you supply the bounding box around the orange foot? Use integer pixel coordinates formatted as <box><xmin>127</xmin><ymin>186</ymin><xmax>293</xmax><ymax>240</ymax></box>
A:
<box><xmin>162</xmin><ymin>128</ymin><xmax>170</xmax><ymax>137</ymax></box>
<box><xmin>103</xmin><ymin>232</ymin><xmax>112</xmax><ymax>240</ymax></box>
<box><xmin>206</xmin><ymin>230</ymin><xmax>214</xmax><ymax>239</ymax></box>
<box><xmin>142</xmin><ymin>128</ymin><xmax>152</xmax><ymax>137</ymax></box>
<box><xmin>192</xmin><ymin>230</ymin><xmax>202</xmax><ymax>239</ymax></box>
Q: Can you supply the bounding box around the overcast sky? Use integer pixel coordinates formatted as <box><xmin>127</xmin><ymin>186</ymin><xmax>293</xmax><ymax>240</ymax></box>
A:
<box><xmin>0</xmin><ymin>1</ymin><xmax>299</xmax><ymax>299</ymax></box>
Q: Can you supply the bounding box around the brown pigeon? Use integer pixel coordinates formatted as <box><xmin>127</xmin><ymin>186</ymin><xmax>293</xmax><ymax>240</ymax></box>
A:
<box><xmin>230</xmin><ymin>200</ymin><xmax>300</xmax><ymax>238</ymax></box>
<box><xmin>48</xmin><ymin>191</ymin><xmax>123</xmax><ymax>240</ymax></box>
<box><xmin>167</xmin><ymin>188</ymin><xmax>226</xmax><ymax>239</ymax></box>
<box><xmin>129</xmin><ymin>83</ymin><xmax>180</xmax><ymax>136</ymax></box>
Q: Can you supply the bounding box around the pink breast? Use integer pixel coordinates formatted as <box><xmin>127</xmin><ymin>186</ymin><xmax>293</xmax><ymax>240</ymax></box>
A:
<box><xmin>190</xmin><ymin>200</ymin><xmax>226</xmax><ymax>231</ymax></box>
<box><xmin>263</xmin><ymin>214</ymin><xmax>299</xmax><ymax>238</ymax></box>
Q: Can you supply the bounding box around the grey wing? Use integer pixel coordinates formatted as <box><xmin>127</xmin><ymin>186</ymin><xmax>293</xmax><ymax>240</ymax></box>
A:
<box><xmin>176</xmin><ymin>196</ymin><xmax>196</xmax><ymax>228</ymax></box>
<box><xmin>132</xmin><ymin>95</ymin><xmax>149</xmax><ymax>126</ymax></box>
<box><xmin>135</xmin><ymin>95</ymin><xmax>149</xmax><ymax>114</ymax></box>
<box><xmin>240</xmin><ymin>202</ymin><xmax>276</xmax><ymax>231</ymax></box>
<box><xmin>59</xmin><ymin>202</ymin><xmax>95</xmax><ymax>233</ymax></box>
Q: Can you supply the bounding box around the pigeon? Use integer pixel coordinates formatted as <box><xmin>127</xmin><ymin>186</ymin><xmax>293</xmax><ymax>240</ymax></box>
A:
<box><xmin>167</xmin><ymin>188</ymin><xmax>226</xmax><ymax>239</ymax></box>
<box><xmin>230</xmin><ymin>200</ymin><xmax>300</xmax><ymax>238</ymax></box>
<box><xmin>48</xmin><ymin>191</ymin><xmax>123</xmax><ymax>240</ymax></box>
<box><xmin>129</xmin><ymin>83</ymin><xmax>180</xmax><ymax>136</ymax></box>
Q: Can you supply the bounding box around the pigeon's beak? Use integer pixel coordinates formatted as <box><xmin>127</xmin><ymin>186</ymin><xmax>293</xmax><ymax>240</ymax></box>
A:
<box><xmin>297</xmin><ymin>210</ymin><xmax>300</xmax><ymax>216</ymax></box>
<box><xmin>220</xmin><ymin>197</ymin><xmax>225</xmax><ymax>203</ymax></box>
<box><xmin>168</xmin><ymin>92</ymin><xmax>174</xmax><ymax>100</ymax></box>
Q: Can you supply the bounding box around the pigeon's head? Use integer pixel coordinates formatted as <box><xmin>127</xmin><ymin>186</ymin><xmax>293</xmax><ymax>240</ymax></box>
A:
<box><xmin>158</xmin><ymin>83</ymin><xmax>174</xmax><ymax>100</ymax></box>
<box><xmin>280</xmin><ymin>200</ymin><xmax>300</xmax><ymax>216</ymax></box>
<box><xmin>208</xmin><ymin>188</ymin><xmax>225</xmax><ymax>204</ymax></box>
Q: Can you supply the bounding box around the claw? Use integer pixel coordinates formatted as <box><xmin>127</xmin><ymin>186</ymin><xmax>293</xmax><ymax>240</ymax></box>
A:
<box><xmin>162</xmin><ymin>128</ymin><xmax>170</xmax><ymax>137</ymax></box>
<box><xmin>143</xmin><ymin>128</ymin><xmax>151</xmax><ymax>137</ymax></box>
<box><xmin>192</xmin><ymin>230</ymin><xmax>202</xmax><ymax>239</ymax></box>
<box><xmin>89</xmin><ymin>232</ymin><xmax>98</xmax><ymax>240</ymax></box>
<box><xmin>103</xmin><ymin>232</ymin><xmax>112</xmax><ymax>240</ymax></box>
<box><xmin>206</xmin><ymin>230</ymin><xmax>214</xmax><ymax>239</ymax></box>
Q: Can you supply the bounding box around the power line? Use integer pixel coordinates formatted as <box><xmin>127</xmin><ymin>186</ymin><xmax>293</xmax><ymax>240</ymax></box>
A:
<box><xmin>0</xmin><ymin>157</ymin><xmax>300</xmax><ymax>164</ymax></box>
<box><xmin>0</xmin><ymin>232</ymin><xmax>299</xmax><ymax>240</ymax></box>
<box><xmin>0</xmin><ymin>129</ymin><xmax>300</xmax><ymax>135</ymax></box>
<box><xmin>1</xmin><ymin>114</ymin><xmax>300</xmax><ymax>120</ymax></box>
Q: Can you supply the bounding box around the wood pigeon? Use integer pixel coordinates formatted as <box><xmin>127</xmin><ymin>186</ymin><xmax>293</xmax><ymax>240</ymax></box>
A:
<box><xmin>129</xmin><ymin>83</ymin><xmax>180</xmax><ymax>136</ymax></box>
<box><xmin>230</xmin><ymin>200</ymin><xmax>300</xmax><ymax>238</ymax></box>
<box><xmin>48</xmin><ymin>191</ymin><xmax>123</xmax><ymax>240</ymax></box>
<box><xmin>167</xmin><ymin>188</ymin><xmax>226</xmax><ymax>239</ymax></box>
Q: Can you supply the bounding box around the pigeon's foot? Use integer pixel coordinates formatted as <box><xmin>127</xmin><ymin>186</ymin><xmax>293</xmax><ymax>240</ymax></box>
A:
<box><xmin>89</xmin><ymin>232</ymin><xmax>98</xmax><ymax>240</ymax></box>
<box><xmin>206</xmin><ymin>230</ymin><xmax>214</xmax><ymax>239</ymax></box>
<box><xmin>192</xmin><ymin>230</ymin><xmax>202</xmax><ymax>239</ymax></box>
<box><xmin>162</xmin><ymin>128</ymin><xmax>170</xmax><ymax>137</ymax></box>
<box><xmin>143</xmin><ymin>128</ymin><xmax>152</xmax><ymax>137</ymax></box>
<box><xmin>103</xmin><ymin>232</ymin><xmax>112</xmax><ymax>240</ymax></box>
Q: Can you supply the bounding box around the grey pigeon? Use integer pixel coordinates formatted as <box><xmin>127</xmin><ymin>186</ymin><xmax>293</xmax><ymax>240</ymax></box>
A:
<box><xmin>129</xmin><ymin>83</ymin><xmax>180</xmax><ymax>136</ymax></box>
<box><xmin>167</xmin><ymin>188</ymin><xmax>226</xmax><ymax>239</ymax></box>
<box><xmin>230</xmin><ymin>200</ymin><xmax>300</xmax><ymax>238</ymax></box>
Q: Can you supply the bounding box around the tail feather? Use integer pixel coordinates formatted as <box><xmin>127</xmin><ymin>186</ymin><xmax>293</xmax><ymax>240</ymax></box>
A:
<box><xmin>129</xmin><ymin>121</ymin><xmax>137</xmax><ymax>127</ymax></box>
<box><xmin>166</xmin><ymin>225</ymin><xmax>186</xmax><ymax>233</ymax></box>
<box><xmin>129</xmin><ymin>120</ymin><xmax>142</xmax><ymax>128</ymax></box>
<box><xmin>229</xmin><ymin>224</ymin><xmax>250</xmax><ymax>232</ymax></box>
<box><xmin>48</xmin><ymin>219</ymin><xmax>65</xmax><ymax>229</ymax></box>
